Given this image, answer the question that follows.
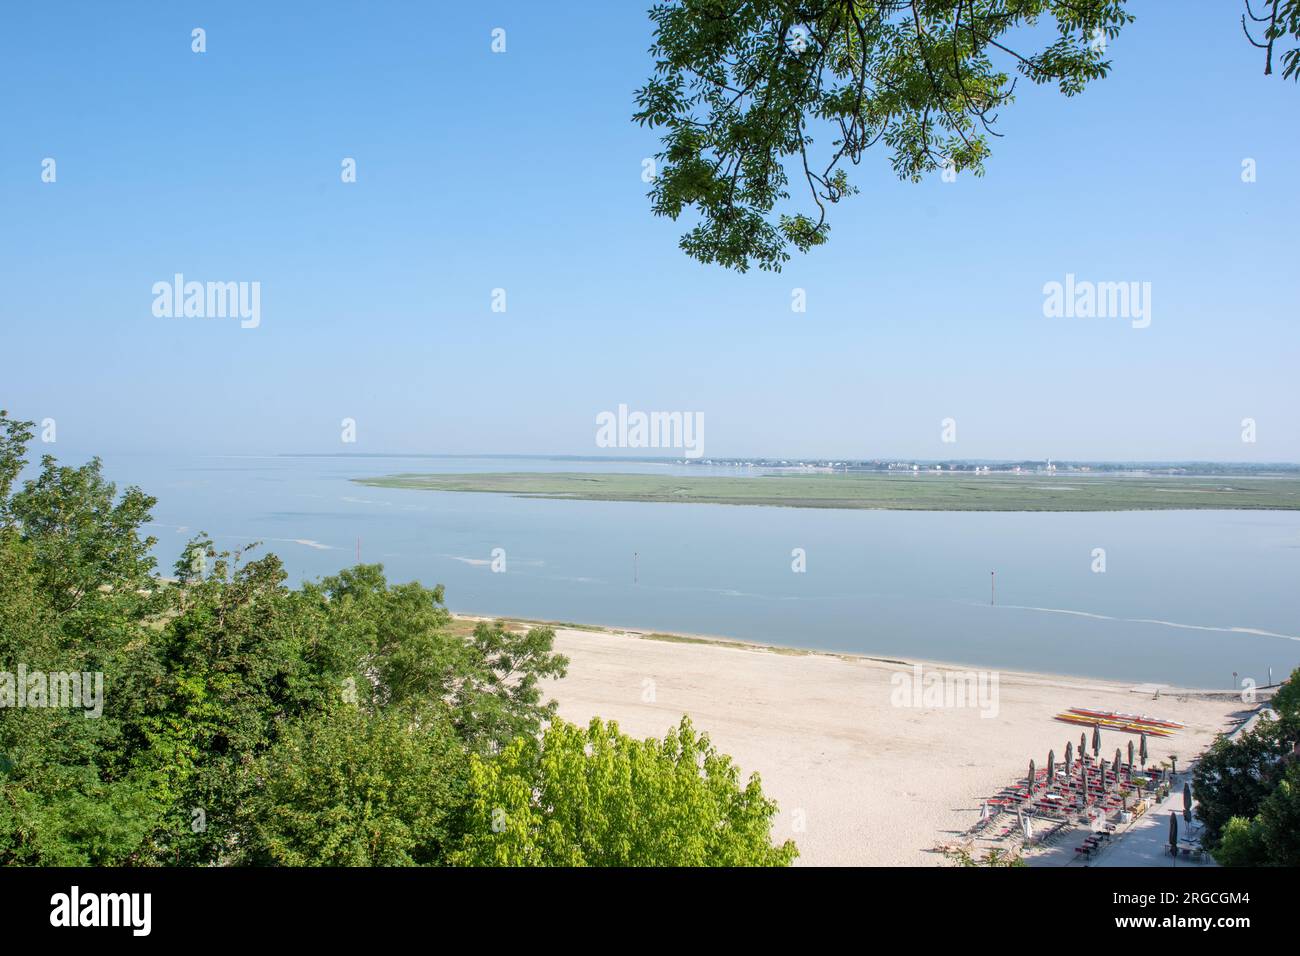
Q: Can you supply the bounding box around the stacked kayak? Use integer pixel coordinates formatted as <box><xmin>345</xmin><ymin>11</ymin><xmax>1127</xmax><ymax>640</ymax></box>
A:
<box><xmin>1053</xmin><ymin>708</ymin><xmax>1182</xmax><ymax>736</ymax></box>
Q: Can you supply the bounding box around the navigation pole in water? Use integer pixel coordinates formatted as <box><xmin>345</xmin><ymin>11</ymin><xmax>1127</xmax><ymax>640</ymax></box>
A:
<box><xmin>634</xmin><ymin>552</ymin><xmax>638</xmax><ymax>585</ymax></box>
<box><xmin>991</xmin><ymin>570</ymin><xmax>995</xmax><ymax>606</ymax></box>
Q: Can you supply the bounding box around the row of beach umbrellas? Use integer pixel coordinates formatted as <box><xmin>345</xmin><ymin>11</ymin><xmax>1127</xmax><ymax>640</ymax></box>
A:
<box><xmin>1032</xmin><ymin>728</ymin><xmax>1152</xmax><ymax>792</ymax></box>
<box><xmin>981</xmin><ymin>725</ymin><xmax>1187</xmax><ymax>836</ymax></box>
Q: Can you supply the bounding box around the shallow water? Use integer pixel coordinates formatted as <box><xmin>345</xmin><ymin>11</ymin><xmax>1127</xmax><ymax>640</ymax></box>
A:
<box><xmin>98</xmin><ymin>454</ymin><xmax>1300</xmax><ymax>689</ymax></box>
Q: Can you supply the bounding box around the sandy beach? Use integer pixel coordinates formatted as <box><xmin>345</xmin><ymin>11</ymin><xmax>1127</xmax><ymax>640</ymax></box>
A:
<box><xmin>506</xmin><ymin>620</ymin><xmax>1251</xmax><ymax>866</ymax></box>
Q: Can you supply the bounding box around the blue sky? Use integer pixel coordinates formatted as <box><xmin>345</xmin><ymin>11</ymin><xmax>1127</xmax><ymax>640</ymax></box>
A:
<box><xmin>2</xmin><ymin>1</ymin><xmax>1297</xmax><ymax>462</ymax></box>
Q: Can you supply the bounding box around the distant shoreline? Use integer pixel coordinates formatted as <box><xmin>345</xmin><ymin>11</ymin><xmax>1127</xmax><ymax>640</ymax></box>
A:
<box><xmin>280</xmin><ymin>451</ymin><xmax>1300</xmax><ymax>476</ymax></box>
<box><xmin>354</xmin><ymin>470</ymin><xmax>1300</xmax><ymax>512</ymax></box>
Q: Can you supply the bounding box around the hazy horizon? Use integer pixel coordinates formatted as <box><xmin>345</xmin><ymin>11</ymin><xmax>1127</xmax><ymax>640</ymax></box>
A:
<box><xmin>22</xmin><ymin>447</ymin><xmax>1300</xmax><ymax>469</ymax></box>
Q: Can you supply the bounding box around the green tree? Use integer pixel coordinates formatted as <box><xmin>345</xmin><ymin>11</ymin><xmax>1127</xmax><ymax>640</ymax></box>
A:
<box><xmin>449</xmin><ymin>620</ymin><xmax>569</xmax><ymax>751</ymax></box>
<box><xmin>0</xmin><ymin>413</ymin><xmax>163</xmax><ymax>865</ymax></box>
<box><xmin>635</xmin><ymin>0</ymin><xmax>1132</xmax><ymax>272</ymax></box>
<box><xmin>1214</xmin><ymin>815</ymin><xmax>1266</xmax><ymax>866</ymax></box>
<box><xmin>134</xmin><ymin>540</ymin><xmax>351</xmax><ymax>864</ymax></box>
<box><xmin>0</xmin><ymin>411</ymin><xmax>34</xmax><ymax>527</ymax></box>
<box><xmin>1249</xmin><ymin>762</ymin><xmax>1300</xmax><ymax>863</ymax></box>
<box><xmin>1269</xmin><ymin>665</ymin><xmax>1300</xmax><ymax>719</ymax></box>
<box><xmin>1192</xmin><ymin>714</ymin><xmax>1291</xmax><ymax>847</ymax></box>
<box><xmin>1214</xmin><ymin>763</ymin><xmax>1300</xmax><ymax>866</ymax></box>
<box><xmin>0</xmin><ymin>414</ymin><xmax>790</xmax><ymax>868</ymax></box>
<box><xmin>313</xmin><ymin>566</ymin><xmax>568</xmax><ymax>751</ymax></box>
<box><xmin>454</xmin><ymin>716</ymin><xmax>797</xmax><ymax>866</ymax></box>
<box><xmin>1194</xmin><ymin>665</ymin><xmax>1300</xmax><ymax>863</ymax></box>
<box><xmin>10</xmin><ymin>455</ymin><xmax>157</xmax><ymax>616</ymax></box>
<box><xmin>238</xmin><ymin>705</ymin><xmax>468</xmax><ymax>866</ymax></box>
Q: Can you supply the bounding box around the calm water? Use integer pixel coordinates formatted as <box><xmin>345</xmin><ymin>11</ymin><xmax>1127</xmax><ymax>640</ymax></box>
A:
<box><xmin>96</xmin><ymin>454</ymin><xmax>1300</xmax><ymax>689</ymax></box>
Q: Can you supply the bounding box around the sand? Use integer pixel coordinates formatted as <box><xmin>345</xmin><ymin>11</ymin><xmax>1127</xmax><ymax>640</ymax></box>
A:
<box><xmin>523</xmin><ymin>622</ymin><xmax>1250</xmax><ymax>866</ymax></box>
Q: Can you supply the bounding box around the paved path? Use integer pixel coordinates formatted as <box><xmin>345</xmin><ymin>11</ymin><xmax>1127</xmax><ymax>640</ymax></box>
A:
<box><xmin>1085</xmin><ymin>775</ymin><xmax>1214</xmax><ymax>867</ymax></box>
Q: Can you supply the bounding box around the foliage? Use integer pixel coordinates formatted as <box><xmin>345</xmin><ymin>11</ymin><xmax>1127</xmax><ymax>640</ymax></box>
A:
<box><xmin>1214</xmin><ymin>763</ymin><xmax>1300</xmax><ymax>866</ymax></box>
<box><xmin>1193</xmin><ymin>714</ymin><xmax>1288</xmax><ymax>848</ymax></box>
<box><xmin>450</xmin><ymin>620</ymin><xmax>569</xmax><ymax>751</ymax></box>
<box><xmin>1270</xmin><ymin>667</ymin><xmax>1300</xmax><ymax>717</ymax></box>
<box><xmin>237</xmin><ymin>705</ymin><xmax>467</xmax><ymax>866</ymax></box>
<box><xmin>453</xmin><ymin>716</ymin><xmax>798</xmax><ymax>866</ymax></box>
<box><xmin>1194</xmin><ymin>666</ymin><xmax>1300</xmax><ymax>865</ymax></box>
<box><xmin>1242</xmin><ymin>0</ymin><xmax>1300</xmax><ymax>80</ymax></box>
<box><xmin>0</xmin><ymin>412</ymin><xmax>163</xmax><ymax>865</ymax></box>
<box><xmin>1214</xmin><ymin>815</ymin><xmax>1266</xmax><ymax>866</ymax></box>
<box><xmin>10</xmin><ymin>454</ymin><xmax>157</xmax><ymax>615</ymax></box>
<box><xmin>0</xmin><ymin>411</ymin><xmax>793</xmax><ymax>866</ymax></box>
<box><xmin>943</xmin><ymin>845</ymin><xmax>1025</xmax><ymax>867</ymax></box>
<box><xmin>312</xmin><ymin>566</ymin><xmax>568</xmax><ymax>751</ymax></box>
<box><xmin>634</xmin><ymin>0</ymin><xmax>1132</xmax><ymax>271</ymax></box>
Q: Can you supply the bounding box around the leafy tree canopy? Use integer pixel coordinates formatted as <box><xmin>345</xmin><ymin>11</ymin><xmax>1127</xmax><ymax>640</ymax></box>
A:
<box><xmin>0</xmin><ymin>412</ymin><xmax>793</xmax><ymax>867</ymax></box>
<box><xmin>636</xmin><ymin>1</ymin><xmax>1300</xmax><ymax>272</ymax></box>
<box><xmin>1194</xmin><ymin>665</ymin><xmax>1300</xmax><ymax>865</ymax></box>
<box><xmin>238</xmin><ymin>705</ymin><xmax>468</xmax><ymax>866</ymax></box>
<box><xmin>635</xmin><ymin>0</ymin><xmax>1133</xmax><ymax>272</ymax></box>
<box><xmin>454</xmin><ymin>715</ymin><xmax>798</xmax><ymax>866</ymax></box>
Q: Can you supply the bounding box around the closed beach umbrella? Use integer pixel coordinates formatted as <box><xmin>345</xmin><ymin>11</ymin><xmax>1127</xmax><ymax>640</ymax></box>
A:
<box><xmin>1092</xmin><ymin>723</ymin><xmax>1101</xmax><ymax>756</ymax></box>
<box><xmin>1183</xmin><ymin>782</ymin><xmax>1192</xmax><ymax>823</ymax></box>
<box><xmin>1114</xmin><ymin>748</ymin><xmax>1122</xmax><ymax>775</ymax></box>
<box><xmin>981</xmin><ymin>801</ymin><xmax>990</xmax><ymax>821</ymax></box>
<box><xmin>1080</xmin><ymin>733</ymin><xmax>1088</xmax><ymax>762</ymax></box>
<box><xmin>1139</xmin><ymin>732</ymin><xmax>1149</xmax><ymax>767</ymax></box>
<box><xmin>1065</xmin><ymin>741</ymin><xmax>1074</xmax><ymax>771</ymax></box>
<box><xmin>1169</xmin><ymin>812</ymin><xmax>1178</xmax><ymax>852</ymax></box>
<box><xmin>1028</xmin><ymin>758</ymin><xmax>1036</xmax><ymax>792</ymax></box>
<box><xmin>1047</xmin><ymin>749</ymin><xmax>1055</xmax><ymax>781</ymax></box>
<box><xmin>1127</xmin><ymin>740</ymin><xmax>1135</xmax><ymax>771</ymax></box>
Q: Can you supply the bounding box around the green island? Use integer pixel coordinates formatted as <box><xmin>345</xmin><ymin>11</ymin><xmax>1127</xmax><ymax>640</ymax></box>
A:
<box><xmin>352</xmin><ymin>471</ymin><xmax>1300</xmax><ymax>512</ymax></box>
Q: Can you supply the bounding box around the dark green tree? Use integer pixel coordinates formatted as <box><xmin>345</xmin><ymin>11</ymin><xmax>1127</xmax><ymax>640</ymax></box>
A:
<box><xmin>1194</xmin><ymin>666</ymin><xmax>1300</xmax><ymax>863</ymax></box>
<box><xmin>10</xmin><ymin>455</ymin><xmax>157</xmax><ymax>616</ymax></box>
<box><xmin>0</xmin><ymin>412</ymin><xmax>163</xmax><ymax>865</ymax></box>
<box><xmin>1215</xmin><ymin>762</ymin><xmax>1300</xmax><ymax>866</ymax></box>
<box><xmin>238</xmin><ymin>705</ymin><xmax>468</xmax><ymax>866</ymax></box>
<box><xmin>0</xmin><ymin>413</ymin><xmax>791</xmax><ymax>868</ymax></box>
<box><xmin>313</xmin><ymin>566</ymin><xmax>569</xmax><ymax>752</ymax></box>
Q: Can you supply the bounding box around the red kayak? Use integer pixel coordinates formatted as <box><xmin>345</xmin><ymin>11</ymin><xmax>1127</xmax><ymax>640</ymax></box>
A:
<box><xmin>1067</xmin><ymin>707</ymin><xmax>1184</xmax><ymax>729</ymax></box>
<box><xmin>1054</xmin><ymin>712</ymin><xmax>1173</xmax><ymax>736</ymax></box>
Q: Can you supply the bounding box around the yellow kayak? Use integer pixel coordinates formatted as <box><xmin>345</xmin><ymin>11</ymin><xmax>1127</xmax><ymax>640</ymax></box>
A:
<box><xmin>1053</xmin><ymin>712</ymin><xmax>1174</xmax><ymax>736</ymax></box>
